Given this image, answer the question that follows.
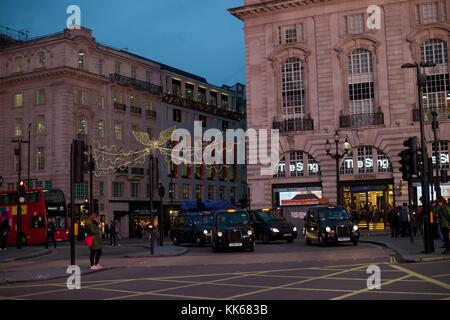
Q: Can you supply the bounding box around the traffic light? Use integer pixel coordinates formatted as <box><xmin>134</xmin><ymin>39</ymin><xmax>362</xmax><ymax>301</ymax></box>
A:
<box><xmin>73</xmin><ymin>140</ymin><xmax>89</xmax><ymax>183</ymax></box>
<box><xmin>399</xmin><ymin>137</ymin><xmax>419</xmax><ymax>180</ymax></box>
<box><xmin>398</xmin><ymin>150</ymin><xmax>411</xmax><ymax>181</ymax></box>
<box><xmin>81</xmin><ymin>198</ymin><xmax>89</xmax><ymax>215</ymax></box>
<box><xmin>441</xmin><ymin>170</ymin><xmax>449</xmax><ymax>184</ymax></box>
<box><xmin>17</xmin><ymin>180</ymin><xmax>26</xmax><ymax>202</ymax></box>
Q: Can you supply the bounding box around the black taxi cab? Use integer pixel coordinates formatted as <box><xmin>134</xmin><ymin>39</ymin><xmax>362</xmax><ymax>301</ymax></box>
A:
<box><xmin>249</xmin><ymin>208</ymin><xmax>298</xmax><ymax>243</ymax></box>
<box><xmin>211</xmin><ymin>209</ymin><xmax>255</xmax><ymax>252</ymax></box>
<box><xmin>304</xmin><ymin>205</ymin><xmax>360</xmax><ymax>246</ymax></box>
<box><xmin>170</xmin><ymin>212</ymin><xmax>213</xmax><ymax>246</ymax></box>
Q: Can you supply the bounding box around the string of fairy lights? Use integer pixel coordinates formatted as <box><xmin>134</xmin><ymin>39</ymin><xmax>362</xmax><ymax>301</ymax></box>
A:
<box><xmin>92</xmin><ymin>127</ymin><xmax>244</xmax><ymax>177</ymax></box>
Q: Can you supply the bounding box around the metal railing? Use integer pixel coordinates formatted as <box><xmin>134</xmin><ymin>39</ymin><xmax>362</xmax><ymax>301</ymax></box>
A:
<box><xmin>272</xmin><ymin>118</ymin><xmax>314</xmax><ymax>133</ymax></box>
<box><xmin>145</xmin><ymin>110</ymin><xmax>157</xmax><ymax>118</ymax></box>
<box><xmin>130</xmin><ymin>106</ymin><xmax>142</xmax><ymax>115</ymax></box>
<box><xmin>340</xmin><ymin>112</ymin><xmax>384</xmax><ymax>128</ymax></box>
<box><xmin>110</xmin><ymin>73</ymin><xmax>162</xmax><ymax>94</ymax></box>
<box><xmin>114</xmin><ymin>102</ymin><xmax>126</xmax><ymax>112</ymax></box>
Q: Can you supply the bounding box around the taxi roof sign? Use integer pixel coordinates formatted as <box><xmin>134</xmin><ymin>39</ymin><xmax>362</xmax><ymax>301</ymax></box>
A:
<box><xmin>227</xmin><ymin>209</ymin><xmax>237</xmax><ymax>213</ymax></box>
<box><xmin>262</xmin><ymin>208</ymin><xmax>271</xmax><ymax>212</ymax></box>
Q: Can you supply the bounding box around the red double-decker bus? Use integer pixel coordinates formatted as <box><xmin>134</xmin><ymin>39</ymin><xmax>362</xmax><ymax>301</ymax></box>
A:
<box><xmin>0</xmin><ymin>188</ymin><xmax>69</xmax><ymax>245</ymax></box>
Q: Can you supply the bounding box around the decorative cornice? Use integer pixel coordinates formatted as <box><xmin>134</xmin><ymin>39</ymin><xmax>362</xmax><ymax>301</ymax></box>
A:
<box><xmin>0</xmin><ymin>66</ymin><xmax>109</xmax><ymax>85</ymax></box>
<box><xmin>229</xmin><ymin>0</ymin><xmax>330</xmax><ymax>21</ymax></box>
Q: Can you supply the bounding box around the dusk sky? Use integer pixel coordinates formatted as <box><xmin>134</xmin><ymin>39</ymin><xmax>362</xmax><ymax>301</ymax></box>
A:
<box><xmin>0</xmin><ymin>0</ymin><xmax>245</xmax><ymax>86</ymax></box>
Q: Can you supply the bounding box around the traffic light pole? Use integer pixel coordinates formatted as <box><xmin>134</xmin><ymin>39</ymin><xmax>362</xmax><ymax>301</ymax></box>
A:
<box><xmin>89</xmin><ymin>146</ymin><xmax>94</xmax><ymax>215</ymax></box>
<box><xmin>149</xmin><ymin>154</ymin><xmax>154</xmax><ymax>255</ymax></box>
<box><xmin>416</xmin><ymin>65</ymin><xmax>434</xmax><ymax>254</ymax></box>
<box><xmin>432</xmin><ymin>112</ymin><xmax>441</xmax><ymax>199</ymax></box>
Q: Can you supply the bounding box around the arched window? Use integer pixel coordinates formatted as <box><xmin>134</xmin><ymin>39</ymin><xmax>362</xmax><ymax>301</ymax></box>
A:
<box><xmin>347</xmin><ymin>49</ymin><xmax>375</xmax><ymax>115</ymax></box>
<box><xmin>275</xmin><ymin>152</ymin><xmax>321</xmax><ymax>178</ymax></box>
<box><xmin>76</xmin><ymin>115</ymin><xmax>88</xmax><ymax>135</ymax></box>
<box><xmin>37</xmin><ymin>51</ymin><xmax>46</xmax><ymax>67</ymax></box>
<box><xmin>420</xmin><ymin>39</ymin><xmax>449</xmax><ymax>119</ymax></box>
<box><xmin>78</xmin><ymin>50</ymin><xmax>85</xmax><ymax>68</ymax></box>
<box><xmin>14</xmin><ymin>56</ymin><xmax>23</xmax><ymax>73</ymax></box>
<box><xmin>275</xmin><ymin>156</ymin><xmax>286</xmax><ymax>178</ymax></box>
<box><xmin>281</xmin><ymin>57</ymin><xmax>305</xmax><ymax>119</ymax></box>
<box><xmin>340</xmin><ymin>146</ymin><xmax>393</xmax><ymax>174</ymax></box>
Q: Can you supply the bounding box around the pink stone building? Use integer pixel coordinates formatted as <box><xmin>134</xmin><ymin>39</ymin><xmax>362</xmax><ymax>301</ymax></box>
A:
<box><xmin>0</xmin><ymin>27</ymin><xmax>246</xmax><ymax>237</ymax></box>
<box><xmin>230</xmin><ymin>0</ymin><xmax>450</xmax><ymax>226</ymax></box>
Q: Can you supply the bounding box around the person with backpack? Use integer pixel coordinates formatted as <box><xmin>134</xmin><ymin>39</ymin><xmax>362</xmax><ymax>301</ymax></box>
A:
<box><xmin>46</xmin><ymin>218</ymin><xmax>57</xmax><ymax>249</ymax></box>
<box><xmin>86</xmin><ymin>213</ymin><xmax>103</xmax><ymax>270</ymax></box>
<box><xmin>0</xmin><ymin>216</ymin><xmax>10</xmax><ymax>251</ymax></box>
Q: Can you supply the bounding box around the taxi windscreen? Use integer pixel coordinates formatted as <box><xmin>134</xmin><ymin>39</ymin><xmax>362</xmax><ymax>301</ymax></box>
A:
<box><xmin>319</xmin><ymin>208</ymin><xmax>349</xmax><ymax>221</ymax></box>
<box><xmin>192</xmin><ymin>215</ymin><xmax>213</xmax><ymax>225</ymax></box>
<box><xmin>216</xmin><ymin>212</ymin><xmax>249</xmax><ymax>225</ymax></box>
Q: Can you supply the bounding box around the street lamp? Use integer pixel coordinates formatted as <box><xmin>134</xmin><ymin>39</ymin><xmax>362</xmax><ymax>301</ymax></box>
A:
<box><xmin>326</xmin><ymin>130</ymin><xmax>352</xmax><ymax>206</ymax></box>
<box><xmin>401</xmin><ymin>61</ymin><xmax>436</xmax><ymax>254</ymax></box>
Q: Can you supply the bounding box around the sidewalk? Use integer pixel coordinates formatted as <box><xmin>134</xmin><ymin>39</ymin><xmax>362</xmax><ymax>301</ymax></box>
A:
<box><xmin>0</xmin><ymin>246</ymin><xmax>52</xmax><ymax>263</ymax></box>
<box><xmin>360</xmin><ymin>233</ymin><xmax>450</xmax><ymax>262</ymax></box>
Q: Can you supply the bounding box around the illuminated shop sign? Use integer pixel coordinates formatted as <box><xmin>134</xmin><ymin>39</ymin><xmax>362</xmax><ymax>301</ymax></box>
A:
<box><xmin>278</xmin><ymin>162</ymin><xmax>320</xmax><ymax>174</ymax></box>
<box><xmin>432</xmin><ymin>153</ymin><xmax>449</xmax><ymax>165</ymax></box>
<box><xmin>343</xmin><ymin>158</ymin><xmax>390</xmax><ymax>170</ymax></box>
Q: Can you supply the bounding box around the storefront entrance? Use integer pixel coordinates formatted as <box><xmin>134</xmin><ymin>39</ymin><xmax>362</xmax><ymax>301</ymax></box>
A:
<box><xmin>343</xmin><ymin>182</ymin><xmax>394</xmax><ymax>230</ymax></box>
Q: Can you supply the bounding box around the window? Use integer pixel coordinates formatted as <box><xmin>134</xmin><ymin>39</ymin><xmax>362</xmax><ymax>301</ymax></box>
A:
<box><xmin>36</xmin><ymin>115</ymin><xmax>45</xmax><ymax>135</ymax></box>
<box><xmin>340</xmin><ymin>151</ymin><xmax>354</xmax><ymax>175</ymax></box>
<box><xmin>183</xmin><ymin>184</ymin><xmax>190</xmax><ymax>199</ymax></box>
<box><xmin>281</xmin><ymin>58</ymin><xmax>305</xmax><ymax>119</ymax></box>
<box><xmin>173</xmin><ymin>109</ymin><xmax>181</xmax><ymax>122</ymax></box>
<box><xmin>357</xmin><ymin>146</ymin><xmax>373</xmax><ymax>174</ymax></box>
<box><xmin>146</xmin><ymin>71</ymin><xmax>152</xmax><ymax>83</ymax></box>
<box><xmin>195</xmin><ymin>185</ymin><xmax>203</xmax><ymax>200</ymax></box>
<box><xmin>197</xmin><ymin>87</ymin><xmax>207</xmax><ymax>103</ymax></box>
<box><xmin>76</xmin><ymin>116</ymin><xmax>88</xmax><ymax>135</ymax></box>
<box><xmin>98</xmin><ymin>120</ymin><xmax>105</xmax><ymax>138</ymax></box>
<box><xmin>221</xmin><ymin>94</ymin><xmax>229</xmax><ymax>108</ymax></box>
<box><xmin>171</xmin><ymin>79</ymin><xmax>182</xmax><ymax>97</ymax></box>
<box><xmin>208</xmin><ymin>186</ymin><xmax>215</xmax><ymax>200</ymax></box>
<box><xmin>98</xmin><ymin>59</ymin><xmax>104</xmax><ymax>75</ymax></box>
<box><xmin>15</xmin><ymin>118</ymin><xmax>23</xmax><ymax>136</ymax></box>
<box><xmin>432</xmin><ymin>141</ymin><xmax>449</xmax><ymax>169</ymax></box>
<box><xmin>420</xmin><ymin>39</ymin><xmax>449</xmax><ymax>119</ymax></box>
<box><xmin>131</xmin><ymin>66</ymin><xmax>137</xmax><ymax>79</ymax></box>
<box><xmin>348</xmin><ymin>49</ymin><xmax>375</xmax><ymax>115</ymax></box>
<box><xmin>98</xmin><ymin>95</ymin><xmax>104</xmax><ymax>109</ymax></box>
<box><xmin>36</xmin><ymin>147</ymin><xmax>45</xmax><ymax>170</ymax></box>
<box><xmin>36</xmin><ymin>89</ymin><xmax>45</xmax><ymax>105</ymax></box>
<box><xmin>289</xmin><ymin>151</ymin><xmax>304</xmax><ymax>177</ymax></box>
<box><xmin>114</xmin><ymin>122</ymin><xmax>123</xmax><ymax>141</ymax></box>
<box><xmin>169</xmin><ymin>183</ymin><xmax>176</xmax><ymax>200</ymax></box>
<box><xmin>377</xmin><ymin>150</ymin><xmax>392</xmax><ymax>173</ymax></box>
<box><xmin>130</xmin><ymin>183</ymin><xmax>139</xmax><ymax>198</ymax></box>
<box><xmin>115</xmin><ymin>62</ymin><xmax>121</xmax><ymax>75</ymax></box>
<box><xmin>219</xmin><ymin>186</ymin><xmax>226</xmax><ymax>200</ymax></box>
<box><xmin>199</xmin><ymin>114</ymin><xmax>207</xmax><ymax>127</ymax></box>
<box><xmin>112</xmin><ymin>182</ymin><xmax>124</xmax><ymax>198</ymax></box>
<box><xmin>78</xmin><ymin>50</ymin><xmax>85</xmax><ymax>68</ymax></box>
<box><xmin>308</xmin><ymin>155</ymin><xmax>320</xmax><ymax>176</ymax></box>
<box><xmin>14</xmin><ymin>56</ymin><xmax>23</xmax><ymax>73</ymax></box>
<box><xmin>45</xmin><ymin>180</ymin><xmax>52</xmax><ymax>188</ymax></box>
<box><xmin>35</xmin><ymin>181</ymin><xmax>43</xmax><ymax>188</ymax></box>
<box><xmin>38</xmin><ymin>51</ymin><xmax>45</xmax><ymax>67</ymax></box>
<box><xmin>15</xmin><ymin>93</ymin><xmax>23</xmax><ymax>108</ymax></box>
<box><xmin>417</xmin><ymin>2</ymin><xmax>439</xmax><ymax>24</ymax></box>
<box><xmin>77</xmin><ymin>89</ymin><xmax>88</xmax><ymax>105</ymax></box>
<box><xmin>279</xmin><ymin>24</ymin><xmax>297</xmax><ymax>44</ymax></box>
<box><xmin>346</xmin><ymin>14</ymin><xmax>364</xmax><ymax>34</ymax></box>
<box><xmin>99</xmin><ymin>182</ymin><xmax>104</xmax><ymax>196</ymax></box>
<box><xmin>275</xmin><ymin>156</ymin><xmax>286</xmax><ymax>178</ymax></box>
<box><xmin>186</xmin><ymin>83</ymin><xmax>194</xmax><ymax>100</ymax></box>
<box><xmin>209</xmin><ymin>91</ymin><xmax>218</xmax><ymax>106</ymax></box>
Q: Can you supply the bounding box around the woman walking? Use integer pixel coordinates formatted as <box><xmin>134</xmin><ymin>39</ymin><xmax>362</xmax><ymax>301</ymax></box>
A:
<box><xmin>86</xmin><ymin>213</ymin><xmax>103</xmax><ymax>270</ymax></box>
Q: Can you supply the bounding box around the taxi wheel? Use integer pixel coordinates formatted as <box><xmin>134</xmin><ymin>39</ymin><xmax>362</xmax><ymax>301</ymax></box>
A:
<box><xmin>305</xmin><ymin>238</ymin><xmax>312</xmax><ymax>246</ymax></box>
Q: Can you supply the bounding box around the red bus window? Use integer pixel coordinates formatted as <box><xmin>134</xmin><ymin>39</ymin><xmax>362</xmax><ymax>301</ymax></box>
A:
<box><xmin>30</xmin><ymin>216</ymin><xmax>45</xmax><ymax>229</ymax></box>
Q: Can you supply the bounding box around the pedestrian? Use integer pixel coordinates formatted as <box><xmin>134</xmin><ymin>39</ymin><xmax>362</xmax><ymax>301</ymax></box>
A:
<box><xmin>110</xmin><ymin>220</ymin><xmax>117</xmax><ymax>246</ymax></box>
<box><xmin>46</xmin><ymin>218</ymin><xmax>57</xmax><ymax>249</ymax></box>
<box><xmin>104</xmin><ymin>223</ymin><xmax>110</xmax><ymax>240</ymax></box>
<box><xmin>388</xmin><ymin>206</ymin><xmax>398</xmax><ymax>238</ymax></box>
<box><xmin>86</xmin><ymin>213</ymin><xmax>103</xmax><ymax>270</ymax></box>
<box><xmin>399</xmin><ymin>203</ymin><xmax>410</xmax><ymax>237</ymax></box>
<box><xmin>438</xmin><ymin>199</ymin><xmax>450</xmax><ymax>255</ymax></box>
<box><xmin>0</xmin><ymin>216</ymin><xmax>10</xmax><ymax>251</ymax></box>
<box><xmin>115</xmin><ymin>219</ymin><xmax>121</xmax><ymax>246</ymax></box>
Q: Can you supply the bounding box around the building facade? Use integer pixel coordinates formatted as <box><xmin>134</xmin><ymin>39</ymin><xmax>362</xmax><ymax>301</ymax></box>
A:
<box><xmin>230</xmin><ymin>0</ymin><xmax>450</xmax><ymax>227</ymax></box>
<box><xmin>0</xmin><ymin>27</ymin><xmax>246</xmax><ymax>238</ymax></box>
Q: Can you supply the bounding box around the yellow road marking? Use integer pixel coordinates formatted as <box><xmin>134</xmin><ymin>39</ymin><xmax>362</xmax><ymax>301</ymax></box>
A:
<box><xmin>331</xmin><ymin>275</ymin><xmax>412</xmax><ymax>300</ymax></box>
<box><xmin>390</xmin><ymin>264</ymin><xmax>450</xmax><ymax>291</ymax></box>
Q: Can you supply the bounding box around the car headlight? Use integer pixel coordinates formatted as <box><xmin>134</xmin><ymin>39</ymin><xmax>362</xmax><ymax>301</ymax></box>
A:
<box><xmin>217</xmin><ymin>231</ymin><xmax>223</xmax><ymax>237</ymax></box>
<box><xmin>247</xmin><ymin>230</ymin><xmax>253</xmax><ymax>236</ymax></box>
<box><xmin>325</xmin><ymin>227</ymin><xmax>331</xmax><ymax>233</ymax></box>
<box><xmin>203</xmin><ymin>230</ymin><xmax>208</xmax><ymax>235</ymax></box>
<box><xmin>353</xmin><ymin>225</ymin><xmax>359</xmax><ymax>232</ymax></box>
<box><xmin>270</xmin><ymin>228</ymin><xmax>280</xmax><ymax>233</ymax></box>
<box><xmin>293</xmin><ymin>227</ymin><xmax>297</xmax><ymax>232</ymax></box>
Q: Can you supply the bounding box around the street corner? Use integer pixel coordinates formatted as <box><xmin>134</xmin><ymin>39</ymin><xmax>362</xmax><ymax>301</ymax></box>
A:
<box><xmin>0</xmin><ymin>247</ymin><xmax>53</xmax><ymax>263</ymax></box>
<box><xmin>123</xmin><ymin>246</ymin><xmax>189</xmax><ymax>258</ymax></box>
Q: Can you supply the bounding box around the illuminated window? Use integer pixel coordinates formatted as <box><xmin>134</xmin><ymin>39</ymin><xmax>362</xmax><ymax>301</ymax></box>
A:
<box><xmin>98</xmin><ymin>120</ymin><xmax>105</xmax><ymax>138</ymax></box>
<box><xmin>281</xmin><ymin>58</ymin><xmax>305</xmax><ymax>119</ymax></box>
<box><xmin>36</xmin><ymin>88</ymin><xmax>45</xmax><ymax>105</ymax></box>
<box><xmin>76</xmin><ymin>116</ymin><xmax>88</xmax><ymax>135</ymax></box>
<box><xmin>275</xmin><ymin>156</ymin><xmax>286</xmax><ymax>178</ymax></box>
<box><xmin>14</xmin><ymin>56</ymin><xmax>23</xmax><ymax>73</ymax></box>
<box><xmin>308</xmin><ymin>155</ymin><xmax>320</xmax><ymax>176</ymax></box>
<box><xmin>432</xmin><ymin>140</ymin><xmax>449</xmax><ymax>169</ymax></box>
<box><xmin>357</xmin><ymin>146</ymin><xmax>374</xmax><ymax>174</ymax></box>
<box><xmin>114</xmin><ymin>122</ymin><xmax>123</xmax><ymax>141</ymax></box>
<box><xmin>348</xmin><ymin>49</ymin><xmax>375</xmax><ymax>115</ymax></box>
<box><xmin>289</xmin><ymin>151</ymin><xmax>304</xmax><ymax>177</ymax></box>
<box><xmin>209</xmin><ymin>91</ymin><xmax>218</xmax><ymax>106</ymax></box>
<box><xmin>36</xmin><ymin>115</ymin><xmax>45</xmax><ymax>135</ymax></box>
<box><xmin>186</xmin><ymin>83</ymin><xmax>194</xmax><ymax>100</ymax></box>
<box><xmin>420</xmin><ymin>39</ymin><xmax>449</xmax><ymax>120</ymax></box>
<box><xmin>78</xmin><ymin>50</ymin><xmax>85</xmax><ymax>68</ymax></box>
<box><xmin>183</xmin><ymin>184</ymin><xmax>190</xmax><ymax>199</ymax></box>
<box><xmin>15</xmin><ymin>93</ymin><xmax>23</xmax><ymax>108</ymax></box>
<box><xmin>36</xmin><ymin>147</ymin><xmax>45</xmax><ymax>170</ymax></box>
<box><xmin>15</xmin><ymin>118</ymin><xmax>23</xmax><ymax>136</ymax></box>
<box><xmin>38</xmin><ymin>51</ymin><xmax>46</xmax><ymax>67</ymax></box>
<box><xmin>195</xmin><ymin>185</ymin><xmax>203</xmax><ymax>200</ymax></box>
